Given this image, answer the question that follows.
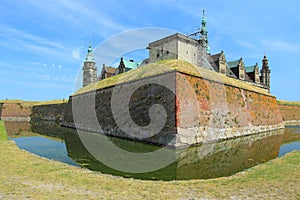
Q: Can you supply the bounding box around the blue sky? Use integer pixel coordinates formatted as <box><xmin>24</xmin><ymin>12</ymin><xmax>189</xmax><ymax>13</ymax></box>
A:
<box><xmin>0</xmin><ymin>0</ymin><xmax>299</xmax><ymax>101</ymax></box>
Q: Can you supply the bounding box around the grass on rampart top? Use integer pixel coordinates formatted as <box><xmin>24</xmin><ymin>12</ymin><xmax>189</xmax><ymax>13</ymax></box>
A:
<box><xmin>74</xmin><ymin>59</ymin><xmax>272</xmax><ymax>96</ymax></box>
<box><xmin>0</xmin><ymin>121</ymin><xmax>299</xmax><ymax>199</ymax></box>
<box><xmin>0</xmin><ymin>121</ymin><xmax>7</xmax><ymax>141</ymax></box>
<box><xmin>277</xmin><ymin>100</ymin><xmax>300</xmax><ymax>107</ymax></box>
<box><xmin>0</xmin><ymin>99</ymin><xmax>67</xmax><ymax>106</ymax></box>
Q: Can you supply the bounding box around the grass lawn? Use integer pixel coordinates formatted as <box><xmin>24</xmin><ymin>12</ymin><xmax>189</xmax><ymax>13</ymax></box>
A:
<box><xmin>0</xmin><ymin>99</ymin><xmax>67</xmax><ymax>106</ymax></box>
<box><xmin>278</xmin><ymin>100</ymin><xmax>300</xmax><ymax>107</ymax></box>
<box><xmin>0</xmin><ymin>121</ymin><xmax>7</xmax><ymax>141</ymax></box>
<box><xmin>0</xmin><ymin>121</ymin><xmax>299</xmax><ymax>199</ymax></box>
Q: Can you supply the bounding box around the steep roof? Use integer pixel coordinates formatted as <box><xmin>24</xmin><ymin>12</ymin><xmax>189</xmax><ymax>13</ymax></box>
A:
<box><xmin>210</xmin><ymin>53</ymin><xmax>221</xmax><ymax>62</ymax></box>
<box><xmin>105</xmin><ymin>66</ymin><xmax>117</xmax><ymax>74</ymax></box>
<box><xmin>225</xmin><ymin>65</ymin><xmax>238</xmax><ymax>78</ymax></box>
<box><xmin>244</xmin><ymin>73</ymin><xmax>252</xmax><ymax>82</ymax></box>
<box><xmin>245</xmin><ymin>65</ymin><xmax>256</xmax><ymax>73</ymax></box>
<box><xmin>227</xmin><ymin>60</ymin><xmax>240</xmax><ymax>69</ymax></box>
<box><xmin>123</xmin><ymin>60</ymin><xmax>142</xmax><ymax>69</ymax></box>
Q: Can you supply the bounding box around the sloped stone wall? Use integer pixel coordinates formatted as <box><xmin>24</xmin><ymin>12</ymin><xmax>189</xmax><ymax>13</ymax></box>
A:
<box><xmin>64</xmin><ymin>70</ymin><xmax>285</xmax><ymax>147</ymax></box>
<box><xmin>0</xmin><ymin>103</ymin><xmax>31</xmax><ymax>121</ymax></box>
<box><xmin>31</xmin><ymin>103</ymin><xmax>67</xmax><ymax>122</ymax></box>
<box><xmin>175</xmin><ymin>72</ymin><xmax>283</xmax><ymax>145</ymax></box>
<box><xmin>278</xmin><ymin>103</ymin><xmax>300</xmax><ymax>125</ymax></box>
<box><xmin>65</xmin><ymin>72</ymin><xmax>177</xmax><ymax>145</ymax></box>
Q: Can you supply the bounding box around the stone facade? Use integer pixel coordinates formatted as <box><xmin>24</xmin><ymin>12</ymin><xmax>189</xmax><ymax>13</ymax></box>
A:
<box><xmin>148</xmin><ymin>33</ymin><xmax>199</xmax><ymax>66</ymax></box>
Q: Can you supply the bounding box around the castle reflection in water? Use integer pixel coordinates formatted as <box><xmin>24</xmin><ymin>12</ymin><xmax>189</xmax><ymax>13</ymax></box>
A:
<box><xmin>6</xmin><ymin>121</ymin><xmax>300</xmax><ymax>180</ymax></box>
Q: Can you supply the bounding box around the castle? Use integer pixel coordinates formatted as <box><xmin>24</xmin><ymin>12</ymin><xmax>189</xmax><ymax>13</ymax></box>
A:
<box><xmin>82</xmin><ymin>47</ymin><xmax>142</xmax><ymax>87</ymax></box>
<box><xmin>83</xmin><ymin>10</ymin><xmax>271</xmax><ymax>92</ymax></box>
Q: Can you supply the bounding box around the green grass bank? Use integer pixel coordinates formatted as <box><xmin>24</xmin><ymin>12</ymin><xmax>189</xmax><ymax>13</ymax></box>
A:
<box><xmin>0</xmin><ymin>121</ymin><xmax>7</xmax><ymax>141</ymax></box>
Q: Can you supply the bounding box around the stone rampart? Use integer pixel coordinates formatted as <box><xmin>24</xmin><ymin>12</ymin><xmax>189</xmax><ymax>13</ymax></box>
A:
<box><xmin>278</xmin><ymin>103</ymin><xmax>300</xmax><ymax>125</ymax></box>
<box><xmin>175</xmin><ymin>72</ymin><xmax>283</xmax><ymax>145</ymax></box>
<box><xmin>31</xmin><ymin>103</ymin><xmax>67</xmax><ymax>123</ymax></box>
<box><xmin>0</xmin><ymin>102</ymin><xmax>31</xmax><ymax>121</ymax></box>
<box><xmin>64</xmin><ymin>60</ymin><xmax>285</xmax><ymax>147</ymax></box>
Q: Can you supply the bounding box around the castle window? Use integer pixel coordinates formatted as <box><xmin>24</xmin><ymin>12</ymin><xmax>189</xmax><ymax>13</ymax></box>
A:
<box><xmin>156</xmin><ymin>53</ymin><xmax>160</xmax><ymax>58</ymax></box>
<box><xmin>186</xmin><ymin>51</ymin><xmax>188</xmax><ymax>54</ymax></box>
<box><xmin>166</xmin><ymin>51</ymin><xmax>169</xmax><ymax>55</ymax></box>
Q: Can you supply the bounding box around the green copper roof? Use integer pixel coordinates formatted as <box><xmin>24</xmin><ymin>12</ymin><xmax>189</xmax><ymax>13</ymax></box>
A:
<box><xmin>85</xmin><ymin>45</ymin><xmax>95</xmax><ymax>63</ymax></box>
<box><xmin>245</xmin><ymin>65</ymin><xmax>256</xmax><ymax>73</ymax></box>
<box><xmin>227</xmin><ymin>60</ymin><xmax>240</xmax><ymax>68</ymax></box>
<box><xmin>201</xmin><ymin>10</ymin><xmax>207</xmax><ymax>24</ymax></box>
<box><xmin>123</xmin><ymin>59</ymin><xmax>142</xmax><ymax>69</ymax></box>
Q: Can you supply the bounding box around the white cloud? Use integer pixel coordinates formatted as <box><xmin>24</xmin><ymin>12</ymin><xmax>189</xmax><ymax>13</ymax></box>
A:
<box><xmin>72</xmin><ymin>49</ymin><xmax>81</xmax><ymax>60</ymax></box>
<box><xmin>0</xmin><ymin>23</ymin><xmax>72</xmax><ymax>60</ymax></box>
<box><xmin>23</xmin><ymin>61</ymin><xmax>62</xmax><ymax>69</ymax></box>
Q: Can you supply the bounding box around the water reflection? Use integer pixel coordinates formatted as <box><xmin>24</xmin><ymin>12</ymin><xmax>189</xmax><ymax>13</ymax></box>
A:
<box><xmin>6</xmin><ymin>121</ymin><xmax>300</xmax><ymax>180</ymax></box>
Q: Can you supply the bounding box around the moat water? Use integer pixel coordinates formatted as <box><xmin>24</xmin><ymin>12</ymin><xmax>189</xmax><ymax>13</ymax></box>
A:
<box><xmin>5</xmin><ymin>121</ymin><xmax>300</xmax><ymax>180</ymax></box>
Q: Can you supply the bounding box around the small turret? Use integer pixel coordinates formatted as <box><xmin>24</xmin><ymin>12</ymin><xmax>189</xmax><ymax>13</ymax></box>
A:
<box><xmin>118</xmin><ymin>57</ymin><xmax>126</xmax><ymax>74</ymax></box>
<box><xmin>260</xmin><ymin>55</ymin><xmax>271</xmax><ymax>90</ymax></box>
<box><xmin>82</xmin><ymin>45</ymin><xmax>97</xmax><ymax>87</ymax></box>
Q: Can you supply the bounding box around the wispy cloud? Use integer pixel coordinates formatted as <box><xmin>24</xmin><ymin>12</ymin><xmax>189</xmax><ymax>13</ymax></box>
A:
<box><xmin>0</xmin><ymin>23</ymin><xmax>72</xmax><ymax>59</ymax></box>
<box><xmin>261</xmin><ymin>40</ymin><xmax>300</xmax><ymax>54</ymax></box>
<box><xmin>236</xmin><ymin>41</ymin><xmax>258</xmax><ymax>50</ymax></box>
<box><xmin>72</xmin><ymin>49</ymin><xmax>81</xmax><ymax>60</ymax></box>
<box><xmin>0</xmin><ymin>23</ymin><xmax>64</xmax><ymax>48</ymax></box>
<box><xmin>23</xmin><ymin>0</ymin><xmax>129</xmax><ymax>36</ymax></box>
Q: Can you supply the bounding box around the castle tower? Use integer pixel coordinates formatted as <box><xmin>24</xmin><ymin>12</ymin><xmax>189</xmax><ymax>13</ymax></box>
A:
<box><xmin>200</xmin><ymin>10</ymin><xmax>210</xmax><ymax>54</ymax></box>
<box><xmin>260</xmin><ymin>55</ymin><xmax>271</xmax><ymax>89</ymax></box>
<box><xmin>82</xmin><ymin>45</ymin><xmax>97</xmax><ymax>87</ymax></box>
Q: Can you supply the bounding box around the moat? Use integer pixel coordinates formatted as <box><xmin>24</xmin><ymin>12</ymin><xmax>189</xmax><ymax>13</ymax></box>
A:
<box><xmin>4</xmin><ymin>121</ymin><xmax>300</xmax><ymax>181</ymax></box>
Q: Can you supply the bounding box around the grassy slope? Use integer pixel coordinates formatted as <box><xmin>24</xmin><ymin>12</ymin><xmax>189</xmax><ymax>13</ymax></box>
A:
<box><xmin>0</xmin><ymin>121</ymin><xmax>7</xmax><ymax>141</ymax></box>
<box><xmin>0</xmin><ymin>122</ymin><xmax>299</xmax><ymax>199</ymax></box>
<box><xmin>0</xmin><ymin>99</ymin><xmax>67</xmax><ymax>106</ymax></box>
<box><xmin>277</xmin><ymin>100</ymin><xmax>300</xmax><ymax>107</ymax></box>
<box><xmin>74</xmin><ymin>59</ymin><xmax>271</xmax><ymax>96</ymax></box>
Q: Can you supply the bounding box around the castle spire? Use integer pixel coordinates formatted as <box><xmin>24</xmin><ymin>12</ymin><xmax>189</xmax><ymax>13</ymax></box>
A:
<box><xmin>200</xmin><ymin>10</ymin><xmax>210</xmax><ymax>54</ymax></box>
<box><xmin>85</xmin><ymin>44</ymin><xmax>95</xmax><ymax>62</ymax></box>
